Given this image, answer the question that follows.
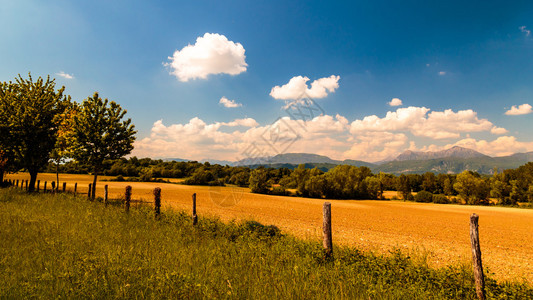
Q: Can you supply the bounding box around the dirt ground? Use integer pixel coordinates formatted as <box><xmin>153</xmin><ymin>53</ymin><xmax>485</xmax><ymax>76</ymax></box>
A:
<box><xmin>6</xmin><ymin>173</ymin><xmax>533</xmax><ymax>283</ymax></box>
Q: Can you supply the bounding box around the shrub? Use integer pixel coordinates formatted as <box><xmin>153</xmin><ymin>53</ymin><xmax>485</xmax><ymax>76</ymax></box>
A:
<box><xmin>271</xmin><ymin>186</ymin><xmax>289</xmax><ymax>196</ymax></box>
<box><xmin>432</xmin><ymin>194</ymin><xmax>450</xmax><ymax>204</ymax></box>
<box><xmin>115</xmin><ymin>175</ymin><xmax>124</xmax><ymax>181</ymax></box>
<box><xmin>414</xmin><ymin>191</ymin><xmax>433</xmax><ymax>203</ymax></box>
<box><xmin>241</xmin><ymin>221</ymin><xmax>282</xmax><ymax>239</ymax></box>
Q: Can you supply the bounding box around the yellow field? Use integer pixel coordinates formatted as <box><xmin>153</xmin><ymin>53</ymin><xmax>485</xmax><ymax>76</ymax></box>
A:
<box><xmin>6</xmin><ymin>173</ymin><xmax>533</xmax><ymax>283</ymax></box>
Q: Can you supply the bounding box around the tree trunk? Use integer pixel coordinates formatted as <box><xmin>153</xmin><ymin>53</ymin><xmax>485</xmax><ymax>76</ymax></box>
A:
<box><xmin>28</xmin><ymin>169</ymin><xmax>38</xmax><ymax>192</ymax></box>
<box><xmin>91</xmin><ymin>168</ymin><xmax>98</xmax><ymax>200</ymax></box>
<box><xmin>56</xmin><ymin>161</ymin><xmax>59</xmax><ymax>192</ymax></box>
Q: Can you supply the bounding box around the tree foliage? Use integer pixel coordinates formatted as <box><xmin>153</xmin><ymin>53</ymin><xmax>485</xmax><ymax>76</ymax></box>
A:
<box><xmin>0</xmin><ymin>74</ymin><xmax>71</xmax><ymax>190</ymax></box>
<box><xmin>249</xmin><ymin>167</ymin><xmax>270</xmax><ymax>194</ymax></box>
<box><xmin>453</xmin><ymin>171</ymin><xmax>489</xmax><ymax>205</ymax></box>
<box><xmin>71</xmin><ymin>92</ymin><xmax>136</xmax><ymax>199</ymax></box>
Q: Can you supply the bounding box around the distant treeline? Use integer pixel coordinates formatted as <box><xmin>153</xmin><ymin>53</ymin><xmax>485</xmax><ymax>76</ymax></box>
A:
<box><xmin>42</xmin><ymin>157</ymin><xmax>533</xmax><ymax>206</ymax></box>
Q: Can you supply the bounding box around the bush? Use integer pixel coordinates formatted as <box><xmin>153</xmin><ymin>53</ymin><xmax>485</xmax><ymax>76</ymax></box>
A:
<box><xmin>432</xmin><ymin>194</ymin><xmax>450</xmax><ymax>204</ymax></box>
<box><xmin>271</xmin><ymin>185</ymin><xmax>289</xmax><ymax>196</ymax></box>
<box><xmin>241</xmin><ymin>221</ymin><xmax>282</xmax><ymax>239</ymax></box>
<box><xmin>115</xmin><ymin>175</ymin><xmax>124</xmax><ymax>181</ymax></box>
<box><xmin>414</xmin><ymin>191</ymin><xmax>433</xmax><ymax>203</ymax></box>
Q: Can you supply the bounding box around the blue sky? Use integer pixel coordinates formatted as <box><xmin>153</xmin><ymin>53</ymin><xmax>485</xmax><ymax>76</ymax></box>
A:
<box><xmin>2</xmin><ymin>0</ymin><xmax>533</xmax><ymax>162</ymax></box>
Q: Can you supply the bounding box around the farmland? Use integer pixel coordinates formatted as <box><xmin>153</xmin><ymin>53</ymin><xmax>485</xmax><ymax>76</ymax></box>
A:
<box><xmin>5</xmin><ymin>172</ymin><xmax>533</xmax><ymax>284</ymax></box>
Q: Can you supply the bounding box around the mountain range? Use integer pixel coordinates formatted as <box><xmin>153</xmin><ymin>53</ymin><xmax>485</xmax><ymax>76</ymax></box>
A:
<box><xmin>166</xmin><ymin>146</ymin><xmax>533</xmax><ymax>175</ymax></box>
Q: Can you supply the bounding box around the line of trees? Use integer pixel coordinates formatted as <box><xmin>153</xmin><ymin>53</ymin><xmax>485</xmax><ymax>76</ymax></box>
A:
<box><xmin>0</xmin><ymin>74</ymin><xmax>136</xmax><ymax>197</ymax></box>
<box><xmin>44</xmin><ymin>155</ymin><xmax>533</xmax><ymax>206</ymax></box>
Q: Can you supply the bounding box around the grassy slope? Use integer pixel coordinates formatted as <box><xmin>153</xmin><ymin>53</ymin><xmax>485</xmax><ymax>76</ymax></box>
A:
<box><xmin>0</xmin><ymin>189</ymin><xmax>531</xmax><ymax>299</ymax></box>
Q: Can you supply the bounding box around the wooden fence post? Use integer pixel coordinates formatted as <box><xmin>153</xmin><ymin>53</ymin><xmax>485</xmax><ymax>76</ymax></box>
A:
<box><xmin>192</xmin><ymin>193</ymin><xmax>198</xmax><ymax>225</ymax></box>
<box><xmin>37</xmin><ymin>180</ymin><xmax>40</xmax><ymax>192</ymax></box>
<box><xmin>25</xmin><ymin>180</ymin><xmax>28</xmax><ymax>191</ymax></box>
<box><xmin>51</xmin><ymin>181</ymin><xmax>56</xmax><ymax>193</ymax></box>
<box><xmin>74</xmin><ymin>183</ymin><xmax>77</xmax><ymax>194</ymax></box>
<box><xmin>154</xmin><ymin>187</ymin><xmax>161</xmax><ymax>219</ymax></box>
<box><xmin>104</xmin><ymin>185</ymin><xmax>108</xmax><ymax>207</ymax></box>
<box><xmin>470</xmin><ymin>213</ymin><xmax>485</xmax><ymax>300</ymax></box>
<box><xmin>88</xmin><ymin>184</ymin><xmax>92</xmax><ymax>199</ymax></box>
<box><xmin>124</xmin><ymin>186</ymin><xmax>131</xmax><ymax>212</ymax></box>
<box><xmin>62</xmin><ymin>182</ymin><xmax>66</xmax><ymax>192</ymax></box>
<box><xmin>16</xmin><ymin>180</ymin><xmax>19</xmax><ymax>188</ymax></box>
<box><xmin>44</xmin><ymin>181</ymin><xmax>47</xmax><ymax>193</ymax></box>
<box><xmin>323</xmin><ymin>202</ymin><xmax>333</xmax><ymax>259</ymax></box>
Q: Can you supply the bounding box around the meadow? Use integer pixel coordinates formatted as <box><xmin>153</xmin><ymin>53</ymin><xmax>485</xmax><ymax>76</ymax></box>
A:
<box><xmin>2</xmin><ymin>188</ymin><xmax>533</xmax><ymax>298</ymax></box>
<box><xmin>5</xmin><ymin>173</ymin><xmax>533</xmax><ymax>285</ymax></box>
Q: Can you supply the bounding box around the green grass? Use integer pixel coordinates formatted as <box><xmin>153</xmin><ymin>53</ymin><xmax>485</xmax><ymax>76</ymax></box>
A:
<box><xmin>0</xmin><ymin>189</ymin><xmax>531</xmax><ymax>299</ymax></box>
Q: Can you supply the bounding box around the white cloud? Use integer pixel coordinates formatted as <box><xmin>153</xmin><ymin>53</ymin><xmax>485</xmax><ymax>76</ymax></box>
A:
<box><xmin>166</xmin><ymin>33</ymin><xmax>247</xmax><ymax>82</ymax></box>
<box><xmin>350</xmin><ymin>106</ymin><xmax>505</xmax><ymax>139</ymax></box>
<box><xmin>56</xmin><ymin>71</ymin><xmax>74</xmax><ymax>79</ymax></box>
<box><xmin>438</xmin><ymin>71</ymin><xmax>446</xmax><ymax>76</ymax></box>
<box><xmin>445</xmin><ymin>136</ymin><xmax>533</xmax><ymax>157</ymax></box>
<box><xmin>490</xmin><ymin>126</ymin><xmax>508</xmax><ymax>135</ymax></box>
<box><xmin>222</xmin><ymin>118</ymin><xmax>258</xmax><ymax>127</ymax></box>
<box><xmin>132</xmin><ymin>109</ymin><xmax>515</xmax><ymax>162</ymax></box>
<box><xmin>270</xmin><ymin>75</ymin><xmax>340</xmax><ymax>100</ymax></box>
<box><xmin>388</xmin><ymin>98</ymin><xmax>403</xmax><ymax>106</ymax></box>
<box><xmin>519</xmin><ymin>26</ymin><xmax>531</xmax><ymax>37</ymax></box>
<box><xmin>505</xmin><ymin>104</ymin><xmax>533</xmax><ymax>116</ymax></box>
<box><xmin>219</xmin><ymin>96</ymin><xmax>242</xmax><ymax>108</ymax></box>
<box><xmin>343</xmin><ymin>132</ymin><xmax>409</xmax><ymax>162</ymax></box>
<box><xmin>132</xmin><ymin>115</ymin><xmax>349</xmax><ymax>161</ymax></box>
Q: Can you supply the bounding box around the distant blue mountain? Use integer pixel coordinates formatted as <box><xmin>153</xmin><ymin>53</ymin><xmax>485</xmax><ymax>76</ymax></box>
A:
<box><xmin>162</xmin><ymin>147</ymin><xmax>533</xmax><ymax>174</ymax></box>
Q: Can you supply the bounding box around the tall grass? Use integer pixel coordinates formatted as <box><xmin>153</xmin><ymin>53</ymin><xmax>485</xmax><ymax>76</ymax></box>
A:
<box><xmin>0</xmin><ymin>188</ymin><xmax>531</xmax><ymax>299</ymax></box>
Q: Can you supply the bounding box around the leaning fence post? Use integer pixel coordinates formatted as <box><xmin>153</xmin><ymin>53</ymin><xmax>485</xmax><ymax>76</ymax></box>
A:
<box><xmin>124</xmin><ymin>186</ymin><xmax>131</xmax><ymax>212</ymax></box>
<box><xmin>37</xmin><ymin>180</ymin><xmax>40</xmax><ymax>192</ymax></box>
<box><xmin>62</xmin><ymin>182</ymin><xmax>66</xmax><ymax>192</ymax></box>
<box><xmin>74</xmin><ymin>183</ymin><xmax>77</xmax><ymax>194</ymax></box>
<box><xmin>16</xmin><ymin>179</ymin><xmax>19</xmax><ymax>188</ymax></box>
<box><xmin>470</xmin><ymin>213</ymin><xmax>485</xmax><ymax>300</ymax></box>
<box><xmin>104</xmin><ymin>185</ymin><xmax>108</xmax><ymax>207</ymax></box>
<box><xmin>44</xmin><ymin>181</ymin><xmax>47</xmax><ymax>193</ymax></box>
<box><xmin>192</xmin><ymin>193</ymin><xmax>198</xmax><ymax>225</ymax></box>
<box><xmin>154</xmin><ymin>187</ymin><xmax>161</xmax><ymax>219</ymax></box>
<box><xmin>323</xmin><ymin>202</ymin><xmax>333</xmax><ymax>259</ymax></box>
<box><xmin>88</xmin><ymin>184</ymin><xmax>92</xmax><ymax>199</ymax></box>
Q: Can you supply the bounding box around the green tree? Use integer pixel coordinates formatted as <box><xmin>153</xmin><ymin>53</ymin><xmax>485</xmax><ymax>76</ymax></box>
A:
<box><xmin>396</xmin><ymin>174</ymin><xmax>412</xmax><ymax>200</ymax></box>
<box><xmin>71</xmin><ymin>92</ymin><xmax>136</xmax><ymax>199</ymax></box>
<box><xmin>508</xmin><ymin>180</ymin><xmax>522</xmax><ymax>205</ymax></box>
<box><xmin>0</xmin><ymin>74</ymin><xmax>71</xmax><ymax>191</ymax></box>
<box><xmin>364</xmin><ymin>176</ymin><xmax>381</xmax><ymax>200</ymax></box>
<box><xmin>443</xmin><ymin>177</ymin><xmax>455</xmax><ymax>196</ymax></box>
<box><xmin>453</xmin><ymin>171</ymin><xmax>489</xmax><ymax>205</ymax></box>
<box><xmin>421</xmin><ymin>172</ymin><xmax>437</xmax><ymax>193</ymax></box>
<box><xmin>490</xmin><ymin>171</ymin><xmax>510</xmax><ymax>205</ymax></box>
<box><xmin>305</xmin><ymin>174</ymin><xmax>327</xmax><ymax>198</ymax></box>
<box><xmin>291</xmin><ymin>164</ymin><xmax>310</xmax><ymax>195</ymax></box>
<box><xmin>50</xmin><ymin>103</ymin><xmax>78</xmax><ymax>190</ymax></box>
<box><xmin>249</xmin><ymin>167</ymin><xmax>270</xmax><ymax>194</ymax></box>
